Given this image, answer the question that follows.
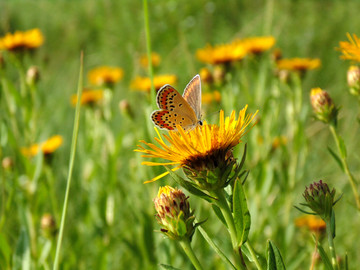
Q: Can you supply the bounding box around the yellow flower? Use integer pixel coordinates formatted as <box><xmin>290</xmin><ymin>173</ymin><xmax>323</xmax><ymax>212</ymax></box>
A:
<box><xmin>295</xmin><ymin>215</ymin><xmax>326</xmax><ymax>234</ymax></box>
<box><xmin>140</xmin><ymin>52</ymin><xmax>161</xmax><ymax>68</ymax></box>
<box><xmin>70</xmin><ymin>89</ymin><xmax>104</xmax><ymax>106</ymax></box>
<box><xmin>136</xmin><ymin>106</ymin><xmax>257</xmax><ymax>183</ymax></box>
<box><xmin>21</xmin><ymin>135</ymin><xmax>63</xmax><ymax>157</ymax></box>
<box><xmin>0</xmin><ymin>28</ymin><xmax>44</xmax><ymax>51</ymax></box>
<box><xmin>202</xmin><ymin>91</ymin><xmax>221</xmax><ymax>105</ymax></box>
<box><xmin>88</xmin><ymin>66</ymin><xmax>123</xmax><ymax>86</ymax></box>
<box><xmin>276</xmin><ymin>57</ymin><xmax>321</xmax><ymax>71</ymax></box>
<box><xmin>196</xmin><ymin>41</ymin><xmax>247</xmax><ymax>65</ymax></box>
<box><xmin>130</xmin><ymin>74</ymin><xmax>178</xmax><ymax>92</ymax></box>
<box><xmin>337</xmin><ymin>33</ymin><xmax>360</xmax><ymax>62</ymax></box>
<box><xmin>241</xmin><ymin>36</ymin><xmax>276</xmax><ymax>54</ymax></box>
<box><xmin>199</xmin><ymin>67</ymin><xmax>213</xmax><ymax>84</ymax></box>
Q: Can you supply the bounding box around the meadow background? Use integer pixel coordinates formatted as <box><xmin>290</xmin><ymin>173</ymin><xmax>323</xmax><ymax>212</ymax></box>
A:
<box><xmin>1</xmin><ymin>0</ymin><xmax>360</xmax><ymax>269</ymax></box>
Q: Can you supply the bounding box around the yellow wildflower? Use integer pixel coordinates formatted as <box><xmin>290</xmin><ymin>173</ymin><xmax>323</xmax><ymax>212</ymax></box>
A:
<box><xmin>276</xmin><ymin>57</ymin><xmax>321</xmax><ymax>71</ymax></box>
<box><xmin>88</xmin><ymin>66</ymin><xmax>123</xmax><ymax>86</ymax></box>
<box><xmin>140</xmin><ymin>52</ymin><xmax>161</xmax><ymax>68</ymax></box>
<box><xmin>0</xmin><ymin>28</ymin><xmax>44</xmax><ymax>51</ymax></box>
<box><xmin>136</xmin><ymin>106</ymin><xmax>257</xmax><ymax>183</ymax></box>
<box><xmin>240</xmin><ymin>36</ymin><xmax>276</xmax><ymax>54</ymax></box>
<box><xmin>70</xmin><ymin>89</ymin><xmax>104</xmax><ymax>106</ymax></box>
<box><xmin>337</xmin><ymin>33</ymin><xmax>360</xmax><ymax>62</ymax></box>
<box><xmin>295</xmin><ymin>215</ymin><xmax>326</xmax><ymax>234</ymax></box>
<box><xmin>202</xmin><ymin>91</ymin><xmax>221</xmax><ymax>105</ymax></box>
<box><xmin>21</xmin><ymin>135</ymin><xmax>63</xmax><ymax>157</ymax></box>
<box><xmin>130</xmin><ymin>74</ymin><xmax>177</xmax><ymax>92</ymax></box>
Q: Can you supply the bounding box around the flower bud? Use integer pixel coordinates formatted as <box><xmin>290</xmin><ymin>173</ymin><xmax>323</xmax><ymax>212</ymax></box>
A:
<box><xmin>2</xmin><ymin>157</ymin><xmax>13</xmax><ymax>170</ymax></box>
<box><xmin>119</xmin><ymin>99</ymin><xmax>134</xmax><ymax>119</ymax></box>
<box><xmin>153</xmin><ymin>186</ymin><xmax>195</xmax><ymax>240</ymax></box>
<box><xmin>199</xmin><ymin>67</ymin><xmax>213</xmax><ymax>84</ymax></box>
<box><xmin>303</xmin><ymin>180</ymin><xmax>337</xmax><ymax>220</ymax></box>
<box><xmin>347</xmin><ymin>65</ymin><xmax>360</xmax><ymax>96</ymax></box>
<box><xmin>310</xmin><ymin>88</ymin><xmax>338</xmax><ymax>125</ymax></box>
<box><xmin>41</xmin><ymin>213</ymin><xmax>57</xmax><ymax>238</ymax></box>
<box><xmin>26</xmin><ymin>66</ymin><xmax>40</xmax><ymax>86</ymax></box>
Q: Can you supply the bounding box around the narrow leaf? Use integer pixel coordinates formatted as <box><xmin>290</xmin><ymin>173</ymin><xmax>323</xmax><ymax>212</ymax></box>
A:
<box><xmin>338</xmin><ymin>135</ymin><xmax>347</xmax><ymax>158</ymax></box>
<box><xmin>211</xmin><ymin>204</ymin><xmax>227</xmax><ymax>227</ymax></box>
<box><xmin>327</xmin><ymin>147</ymin><xmax>344</xmax><ymax>172</ymax></box>
<box><xmin>317</xmin><ymin>243</ymin><xmax>334</xmax><ymax>270</ymax></box>
<box><xmin>233</xmin><ymin>179</ymin><xmax>251</xmax><ymax>246</ymax></box>
<box><xmin>160</xmin><ymin>264</ymin><xmax>182</xmax><ymax>270</ymax></box>
<box><xmin>267</xmin><ymin>240</ymin><xmax>286</xmax><ymax>270</ymax></box>
<box><xmin>13</xmin><ymin>228</ymin><xmax>30</xmax><ymax>270</ymax></box>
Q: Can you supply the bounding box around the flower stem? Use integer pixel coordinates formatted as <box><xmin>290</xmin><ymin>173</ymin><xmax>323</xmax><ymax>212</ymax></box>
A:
<box><xmin>325</xmin><ymin>218</ymin><xmax>339</xmax><ymax>270</ymax></box>
<box><xmin>211</xmin><ymin>189</ymin><xmax>247</xmax><ymax>270</ymax></box>
<box><xmin>329</xmin><ymin>124</ymin><xmax>360</xmax><ymax>210</ymax></box>
<box><xmin>179</xmin><ymin>239</ymin><xmax>204</xmax><ymax>270</ymax></box>
<box><xmin>244</xmin><ymin>241</ymin><xmax>264</xmax><ymax>270</ymax></box>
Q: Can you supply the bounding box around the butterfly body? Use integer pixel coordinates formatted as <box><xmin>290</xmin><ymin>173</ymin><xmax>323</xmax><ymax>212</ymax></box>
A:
<box><xmin>151</xmin><ymin>75</ymin><xmax>202</xmax><ymax>131</ymax></box>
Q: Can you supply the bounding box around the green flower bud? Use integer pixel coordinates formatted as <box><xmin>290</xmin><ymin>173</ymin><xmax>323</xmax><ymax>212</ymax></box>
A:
<box><xmin>310</xmin><ymin>88</ymin><xmax>338</xmax><ymax>125</ymax></box>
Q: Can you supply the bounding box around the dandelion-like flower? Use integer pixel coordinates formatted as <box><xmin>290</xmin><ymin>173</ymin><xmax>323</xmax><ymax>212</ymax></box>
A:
<box><xmin>337</xmin><ymin>33</ymin><xmax>360</xmax><ymax>62</ymax></box>
<box><xmin>21</xmin><ymin>135</ymin><xmax>63</xmax><ymax>157</ymax></box>
<box><xmin>154</xmin><ymin>186</ymin><xmax>195</xmax><ymax>240</ymax></box>
<box><xmin>196</xmin><ymin>41</ymin><xmax>247</xmax><ymax>65</ymax></box>
<box><xmin>140</xmin><ymin>52</ymin><xmax>161</xmax><ymax>68</ymax></box>
<box><xmin>70</xmin><ymin>89</ymin><xmax>104</xmax><ymax>106</ymax></box>
<box><xmin>0</xmin><ymin>28</ymin><xmax>44</xmax><ymax>51</ymax></box>
<box><xmin>88</xmin><ymin>66</ymin><xmax>123</xmax><ymax>87</ymax></box>
<box><xmin>295</xmin><ymin>215</ymin><xmax>326</xmax><ymax>234</ymax></box>
<box><xmin>276</xmin><ymin>57</ymin><xmax>321</xmax><ymax>72</ymax></box>
<box><xmin>240</xmin><ymin>36</ymin><xmax>276</xmax><ymax>55</ymax></box>
<box><xmin>130</xmin><ymin>74</ymin><xmax>177</xmax><ymax>92</ymax></box>
<box><xmin>136</xmin><ymin>106</ymin><xmax>257</xmax><ymax>189</ymax></box>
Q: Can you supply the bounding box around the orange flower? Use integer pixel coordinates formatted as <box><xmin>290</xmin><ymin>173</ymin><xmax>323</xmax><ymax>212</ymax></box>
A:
<box><xmin>276</xmin><ymin>58</ymin><xmax>321</xmax><ymax>71</ymax></box>
<box><xmin>0</xmin><ymin>28</ymin><xmax>44</xmax><ymax>51</ymax></box>
<box><xmin>295</xmin><ymin>215</ymin><xmax>326</xmax><ymax>233</ymax></box>
<box><xmin>21</xmin><ymin>135</ymin><xmax>63</xmax><ymax>157</ymax></box>
<box><xmin>88</xmin><ymin>66</ymin><xmax>123</xmax><ymax>86</ymax></box>
<box><xmin>241</xmin><ymin>36</ymin><xmax>276</xmax><ymax>54</ymax></box>
<box><xmin>70</xmin><ymin>89</ymin><xmax>104</xmax><ymax>106</ymax></box>
<box><xmin>202</xmin><ymin>91</ymin><xmax>221</xmax><ymax>105</ymax></box>
<box><xmin>337</xmin><ymin>33</ymin><xmax>360</xmax><ymax>62</ymax></box>
<box><xmin>140</xmin><ymin>52</ymin><xmax>161</xmax><ymax>68</ymax></box>
<box><xmin>130</xmin><ymin>74</ymin><xmax>177</xmax><ymax>92</ymax></box>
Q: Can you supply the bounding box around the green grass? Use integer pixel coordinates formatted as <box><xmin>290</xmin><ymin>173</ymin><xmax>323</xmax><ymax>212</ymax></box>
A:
<box><xmin>1</xmin><ymin>0</ymin><xmax>360</xmax><ymax>269</ymax></box>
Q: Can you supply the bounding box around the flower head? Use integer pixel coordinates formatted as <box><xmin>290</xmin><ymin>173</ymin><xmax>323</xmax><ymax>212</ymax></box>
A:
<box><xmin>347</xmin><ymin>65</ymin><xmax>360</xmax><ymax>95</ymax></box>
<box><xmin>136</xmin><ymin>106</ymin><xmax>257</xmax><ymax>189</ymax></box>
<box><xmin>310</xmin><ymin>88</ymin><xmax>338</xmax><ymax>125</ymax></box>
<box><xmin>276</xmin><ymin>57</ymin><xmax>321</xmax><ymax>72</ymax></box>
<box><xmin>199</xmin><ymin>67</ymin><xmax>213</xmax><ymax>84</ymax></box>
<box><xmin>154</xmin><ymin>186</ymin><xmax>195</xmax><ymax>240</ymax></box>
<box><xmin>196</xmin><ymin>41</ymin><xmax>247</xmax><ymax>65</ymax></box>
<box><xmin>202</xmin><ymin>91</ymin><xmax>221</xmax><ymax>105</ymax></box>
<box><xmin>70</xmin><ymin>89</ymin><xmax>104</xmax><ymax>106</ymax></box>
<box><xmin>140</xmin><ymin>52</ymin><xmax>161</xmax><ymax>68</ymax></box>
<box><xmin>88</xmin><ymin>66</ymin><xmax>123</xmax><ymax>87</ymax></box>
<box><xmin>130</xmin><ymin>74</ymin><xmax>177</xmax><ymax>92</ymax></box>
<box><xmin>337</xmin><ymin>33</ymin><xmax>360</xmax><ymax>62</ymax></box>
<box><xmin>0</xmin><ymin>28</ymin><xmax>44</xmax><ymax>51</ymax></box>
<box><xmin>302</xmin><ymin>180</ymin><xmax>337</xmax><ymax>220</ymax></box>
<box><xmin>295</xmin><ymin>215</ymin><xmax>326</xmax><ymax>235</ymax></box>
<box><xmin>241</xmin><ymin>36</ymin><xmax>276</xmax><ymax>55</ymax></box>
<box><xmin>21</xmin><ymin>135</ymin><xmax>63</xmax><ymax>157</ymax></box>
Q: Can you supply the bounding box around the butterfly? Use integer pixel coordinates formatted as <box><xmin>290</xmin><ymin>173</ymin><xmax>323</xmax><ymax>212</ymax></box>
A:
<box><xmin>151</xmin><ymin>74</ymin><xmax>202</xmax><ymax>131</ymax></box>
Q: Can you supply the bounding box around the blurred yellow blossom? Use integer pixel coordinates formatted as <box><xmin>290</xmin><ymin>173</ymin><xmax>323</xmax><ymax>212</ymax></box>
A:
<box><xmin>70</xmin><ymin>89</ymin><xmax>104</xmax><ymax>106</ymax></box>
<box><xmin>21</xmin><ymin>135</ymin><xmax>63</xmax><ymax>157</ymax></box>
<box><xmin>88</xmin><ymin>66</ymin><xmax>123</xmax><ymax>86</ymax></box>
<box><xmin>295</xmin><ymin>215</ymin><xmax>326</xmax><ymax>234</ymax></box>
<box><xmin>202</xmin><ymin>91</ymin><xmax>221</xmax><ymax>105</ymax></box>
<box><xmin>337</xmin><ymin>33</ymin><xmax>360</xmax><ymax>62</ymax></box>
<box><xmin>130</xmin><ymin>74</ymin><xmax>177</xmax><ymax>92</ymax></box>
<box><xmin>196</xmin><ymin>41</ymin><xmax>247</xmax><ymax>65</ymax></box>
<box><xmin>241</xmin><ymin>36</ymin><xmax>276</xmax><ymax>54</ymax></box>
<box><xmin>199</xmin><ymin>67</ymin><xmax>213</xmax><ymax>84</ymax></box>
<box><xmin>0</xmin><ymin>28</ymin><xmax>44</xmax><ymax>51</ymax></box>
<box><xmin>276</xmin><ymin>57</ymin><xmax>321</xmax><ymax>72</ymax></box>
<box><xmin>140</xmin><ymin>52</ymin><xmax>161</xmax><ymax>68</ymax></box>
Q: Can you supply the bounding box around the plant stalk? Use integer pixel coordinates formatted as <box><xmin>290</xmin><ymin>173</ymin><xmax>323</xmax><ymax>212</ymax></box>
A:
<box><xmin>179</xmin><ymin>238</ymin><xmax>204</xmax><ymax>270</ymax></box>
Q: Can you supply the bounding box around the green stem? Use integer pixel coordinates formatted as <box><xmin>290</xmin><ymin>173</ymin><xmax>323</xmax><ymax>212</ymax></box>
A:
<box><xmin>179</xmin><ymin>239</ymin><xmax>204</xmax><ymax>270</ymax></box>
<box><xmin>329</xmin><ymin>124</ymin><xmax>360</xmax><ymax>210</ymax></box>
<box><xmin>211</xmin><ymin>189</ymin><xmax>247</xmax><ymax>270</ymax></box>
<box><xmin>244</xmin><ymin>242</ymin><xmax>264</xmax><ymax>270</ymax></box>
<box><xmin>325</xmin><ymin>218</ymin><xmax>339</xmax><ymax>270</ymax></box>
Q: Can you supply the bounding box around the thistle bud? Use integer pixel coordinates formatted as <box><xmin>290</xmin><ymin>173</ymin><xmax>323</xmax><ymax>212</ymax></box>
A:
<box><xmin>310</xmin><ymin>88</ymin><xmax>338</xmax><ymax>125</ymax></box>
<box><xmin>26</xmin><ymin>66</ymin><xmax>40</xmax><ymax>86</ymax></box>
<box><xmin>347</xmin><ymin>65</ymin><xmax>360</xmax><ymax>96</ymax></box>
<box><xmin>153</xmin><ymin>186</ymin><xmax>195</xmax><ymax>240</ymax></box>
<box><xmin>303</xmin><ymin>180</ymin><xmax>337</xmax><ymax>220</ymax></box>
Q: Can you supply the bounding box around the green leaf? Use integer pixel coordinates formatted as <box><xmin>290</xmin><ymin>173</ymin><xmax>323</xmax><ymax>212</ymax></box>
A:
<box><xmin>160</xmin><ymin>264</ymin><xmax>182</xmax><ymax>270</ymax></box>
<box><xmin>266</xmin><ymin>240</ymin><xmax>286</xmax><ymax>270</ymax></box>
<box><xmin>165</xmin><ymin>167</ymin><xmax>213</xmax><ymax>202</ymax></box>
<box><xmin>327</xmin><ymin>147</ymin><xmax>344</xmax><ymax>172</ymax></box>
<box><xmin>0</xmin><ymin>233</ymin><xmax>11</xmax><ymax>268</ymax></box>
<box><xmin>330</xmin><ymin>209</ymin><xmax>336</xmax><ymax>238</ymax></box>
<box><xmin>211</xmin><ymin>204</ymin><xmax>227</xmax><ymax>227</ymax></box>
<box><xmin>338</xmin><ymin>135</ymin><xmax>347</xmax><ymax>158</ymax></box>
<box><xmin>317</xmin><ymin>243</ymin><xmax>334</xmax><ymax>270</ymax></box>
<box><xmin>233</xmin><ymin>179</ymin><xmax>251</xmax><ymax>246</ymax></box>
<box><xmin>13</xmin><ymin>228</ymin><xmax>31</xmax><ymax>270</ymax></box>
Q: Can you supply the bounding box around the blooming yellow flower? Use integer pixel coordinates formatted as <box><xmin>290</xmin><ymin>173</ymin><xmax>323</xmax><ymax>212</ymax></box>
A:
<box><xmin>136</xmin><ymin>106</ymin><xmax>257</xmax><ymax>183</ymax></box>
<box><xmin>196</xmin><ymin>41</ymin><xmax>247</xmax><ymax>65</ymax></box>
<box><xmin>140</xmin><ymin>52</ymin><xmax>161</xmax><ymax>68</ymax></box>
<box><xmin>276</xmin><ymin>57</ymin><xmax>321</xmax><ymax>71</ymax></box>
<box><xmin>240</xmin><ymin>36</ymin><xmax>276</xmax><ymax>54</ymax></box>
<box><xmin>70</xmin><ymin>89</ymin><xmax>104</xmax><ymax>106</ymax></box>
<box><xmin>202</xmin><ymin>91</ymin><xmax>221</xmax><ymax>105</ymax></box>
<box><xmin>21</xmin><ymin>135</ymin><xmax>63</xmax><ymax>157</ymax></box>
<box><xmin>295</xmin><ymin>215</ymin><xmax>326</xmax><ymax>233</ymax></box>
<box><xmin>0</xmin><ymin>28</ymin><xmax>44</xmax><ymax>51</ymax></box>
<box><xmin>337</xmin><ymin>33</ymin><xmax>360</xmax><ymax>62</ymax></box>
<box><xmin>130</xmin><ymin>74</ymin><xmax>177</xmax><ymax>92</ymax></box>
<box><xmin>88</xmin><ymin>66</ymin><xmax>123</xmax><ymax>86</ymax></box>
